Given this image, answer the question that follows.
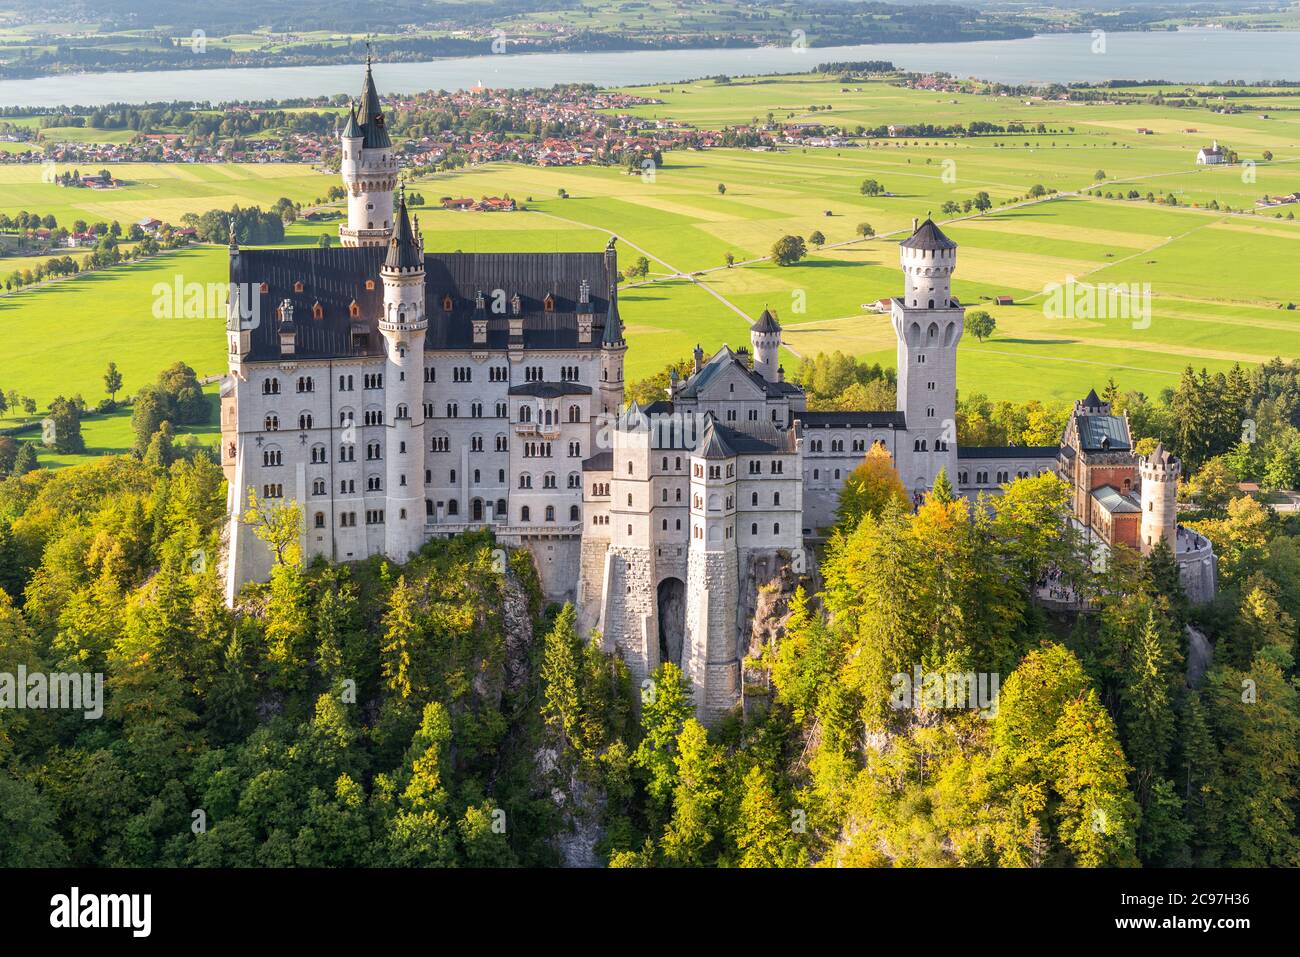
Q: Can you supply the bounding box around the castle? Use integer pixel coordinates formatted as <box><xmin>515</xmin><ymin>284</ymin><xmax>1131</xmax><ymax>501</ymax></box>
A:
<box><xmin>221</xmin><ymin>60</ymin><xmax>1215</xmax><ymax>722</ymax></box>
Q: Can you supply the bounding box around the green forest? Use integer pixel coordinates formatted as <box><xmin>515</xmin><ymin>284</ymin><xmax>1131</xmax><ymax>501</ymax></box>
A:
<box><xmin>1</xmin><ymin>376</ymin><xmax>1299</xmax><ymax>866</ymax></box>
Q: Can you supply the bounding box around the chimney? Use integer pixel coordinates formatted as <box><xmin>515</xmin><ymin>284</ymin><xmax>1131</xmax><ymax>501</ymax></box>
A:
<box><xmin>693</xmin><ymin>343</ymin><xmax>704</xmax><ymax>373</ymax></box>
<box><xmin>912</xmin><ymin>216</ymin><xmax>919</xmax><ymax>233</ymax></box>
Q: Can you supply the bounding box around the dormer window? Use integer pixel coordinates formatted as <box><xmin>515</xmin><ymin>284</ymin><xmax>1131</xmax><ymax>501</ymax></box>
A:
<box><xmin>312</xmin><ymin>302</ymin><xmax>323</xmax><ymax>320</ymax></box>
<box><xmin>511</xmin><ymin>294</ymin><xmax>522</xmax><ymax>316</ymax></box>
<box><xmin>543</xmin><ymin>294</ymin><xmax>555</xmax><ymax>313</ymax></box>
<box><xmin>443</xmin><ymin>294</ymin><xmax>454</xmax><ymax>312</ymax></box>
<box><xmin>259</xmin><ymin>282</ymin><xmax>269</xmax><ymax>294</ymax></box>
<box><xmin>365</xmin><ymin>280</ymin><xmax>375</xmax><ymax>291</ymax></box>
<box><xmin>294</xmin><ymin>281</ymin><xmax>304</xmax><ymax>293</ymax></box>
<box><xmin>349</xmin><ymin>300</ymin><xmax>360</xmax><ymax>318</ymax></box>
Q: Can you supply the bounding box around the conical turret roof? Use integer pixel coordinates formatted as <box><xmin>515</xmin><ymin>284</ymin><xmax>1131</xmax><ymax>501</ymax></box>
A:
<box><xmin>900</xmin><ymin>217</ymin><xmax>957</xmax><ymax>251</ymax></box>
<box><xmin>357</xmin><ymin>58</ymin><xmax>391</xmax><ymax>149</ymax></box>
<box><xmin>602</xmin><ymin>286</ymin><xmax>624</xmax><ymax>346</ymax></box>
<box><xmin>341</xmin><ymin>103</ymin><xmax>361</xmax><ymax>139</ymax></box>
<box><xmin>384</xmin><ymin>190</ymin><xmax>422</xmax><ymax>271</ymax></box>
<box><xmin>753</xmin><ymin>305</ymin><xmax>781</xmax><ymax>334</ymax></box>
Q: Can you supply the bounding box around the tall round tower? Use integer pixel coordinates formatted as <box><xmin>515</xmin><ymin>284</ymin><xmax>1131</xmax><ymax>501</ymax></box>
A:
<box><xmin>1139</xmin><ymin>443</ymin><xmax>1179</xmax><ymax>555</ymax></box>
<box><xmin>891</xmin><ymin>216</ymin><xmax>963</xmax><ymax>499</ymax></box>
<box><xmin>339</xmin><ymin>57</ymin><xmax>397</xmax><ymax>247</ymax></box>
<box><xmin>379</xmin><ymin>190</ymin><xmax>427</xmax><ymax>562</ymax></box>
<box><xmin>750</xmin><ymin>306</ymin><xmax>781</xmax><ymax>382</ymax></box>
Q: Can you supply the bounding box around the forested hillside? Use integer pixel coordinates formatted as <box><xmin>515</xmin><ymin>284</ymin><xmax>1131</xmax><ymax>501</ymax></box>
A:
<box><xmin>0</xmin><ymin>440</ymin><xmax>1297</xmax><ymax>866</ymax></box>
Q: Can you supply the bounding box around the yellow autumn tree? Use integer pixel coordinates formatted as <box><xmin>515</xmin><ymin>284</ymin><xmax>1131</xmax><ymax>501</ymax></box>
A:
<box><xmin>834</xmin><ymin>442</ymin><xmax>909</xmax><ymax>531</ymax></box>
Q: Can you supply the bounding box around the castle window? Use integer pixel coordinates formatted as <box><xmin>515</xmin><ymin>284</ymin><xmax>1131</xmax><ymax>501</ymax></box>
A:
<box><xmin>545</xmin><ymin>505</ymin><xmax>555</xmax><ymax>522</ymax></box>
<box><xmin>628</xmin><ymin>461</ymin><xmax>634</xmax><ymax>475</ymax></box>
<box><xmin>264</xmin><ymin>413</ymin><xmax>279</xmax><ymax>431</ymax></box>
<box><xmin>751</xmin><ymin>492</ymin><xmax>758</xmax><ymax>506</ymax></box>
<box><xmin>773</xmin><ymin>492</ymin><xmax>781</xmax><ymax>505</ymax></box>
<box><xmin>773</xmin><ymin>523</ymin><xmax>780</xmax><ymax>535</ymax></box>
<box><xmin>752</xmin><ymin>523</ymin><xmax>758</xmax><ymax>535</ymax></box>
<box><xmin>294</xmin><ymin>281</ymin><xmax>304</xmax><ymax>293</ymax></box>
<box><xmin>298</xmin><ymin>412</ymin><xmax>313</xmax><ymax>430</ymax></box>
<box><xmin>315</xmin><ymin>512</ymin><xmax>325</xmax><ymax>529</ymax></box>
<box><xmin>263</xmin><ymin>377</ymin><xmax>280</xmax><ymax>395</ymax></box>
<box><xmin>448</xmin><ymin>499</ymin><xmax>458</xmax><ymax>516</ymax></box>
<box><xmin>312</xmin><ymin>478</ymin><xmax>326</xmax><ymax>495</ymax></box>
<box><xmin>521</xmin><ymin>506</ymin><xmax>531</xmax><ymax>523</ymax></box>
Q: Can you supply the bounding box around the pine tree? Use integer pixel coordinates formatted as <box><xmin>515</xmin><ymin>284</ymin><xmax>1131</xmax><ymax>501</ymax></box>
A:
<box><xmin>1177</xmin><ymin>691</ymin><xmax>1225</xmax><ymax>866</ymax></box>
<box><xmin>660</xmin><ymin>719</ymin><xmax>724</xmax><ymax>866</ymax></box>
<box><xmin>733</xmin><ymin>765</ymin><xmax>799</xmax><ymax>868</ymax></box>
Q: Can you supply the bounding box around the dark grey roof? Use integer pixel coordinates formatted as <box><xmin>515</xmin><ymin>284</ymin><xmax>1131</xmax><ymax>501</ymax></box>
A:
<box><xmin>698</xmin><ymin>421</ymin><xmax>735</xmax><ymax>459</ymax></box>
<box><xmin>1078</xmin><ymin>414</ymin><xmax>1131</xmax><ymax>452</ymax></box>
<box><xmin>715</xmin><ymin>421</ymin><xmax>797</xmax><ymax>454</ymax></box>
<box><xmin>900</xmin><ymin>218</ymin><xmax>957</xmax><ymax>251</ymax></box>
<box><xmin>509</xmin><ymin>382</ymin><xmax>592</xmax><ymax>398</ymax></box>
<box><xmin>800</xmin><ymin>410</ymin><xmax>906</xmax><ymax>429</ymax></box>
<box><xmin>676</xmin><ymin>346</ymin><xmax>800</xmax><ymax>401</ymax></box>
<box><xmin>234</xmin><ymin>247</ymin><xmax>617</xmax><ymax>360</ymax></box>
<box><xmin>384</xmin><ymin>192</ymin><xmax>421</xmax><ymax>270</ymax></box>
<box><xmin>957</xmin><ymin>446</ymin><xmax>1059</xmax><ymax>459</ymax></box>
<box><xmin>341</xmin><ymin>104</ymin><xmax>360</xmax><ymax>139</ymax></box>
<box><xmin>582</xmin><ymin>451</ymin><xmax>613</xmax><ymax>472</ymax></box>
<box><xmin>602</xmin><ymin>289</ymin><xmax>624</xmax><ymax>346</ymax></box>
<box><xmin>753</xmin><ymin>306</ymin><xmax>781</xmax><ymax>334</ymax></box>
<box><xmin>1146</xmin><ymin>441</ymin><xmax>1178</xmax><ymax>468</ymax></box>
<box><xmin>1082</xmin><ymin>388</ymin><xmax>1102</xmax><ymax>407</ymax></box>
<box><xmin>357</xmin><ymin>62</ymin><xmax>391</xmax><ymax>149</ymax></box>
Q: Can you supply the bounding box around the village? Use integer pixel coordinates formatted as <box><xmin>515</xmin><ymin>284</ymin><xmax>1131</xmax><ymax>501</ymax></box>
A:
<box><xmin>1</xmin><ymin>83</ymin><xmax>853</xmax><ymax>173</ymax></box>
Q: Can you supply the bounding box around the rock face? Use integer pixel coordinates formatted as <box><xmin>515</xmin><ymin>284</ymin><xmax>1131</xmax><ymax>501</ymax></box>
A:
<box><xmin>1185</xmin><ymin>623</ymin><xmax>1213</xmax><ymax>687</ymax></box>
<box><xmin>501</xmin><ymin>571</ymin><xmax>535</xmax><ymax>697</ymax></box>
<box><xmin>535</xmin><ymin>747</ymin><xmax>604</xmax><ymax>868</ymax></box>
<box><xmin>742</xmin><ymin>559</ymin><xmax>805</xmax><ymax>720</ymax></box>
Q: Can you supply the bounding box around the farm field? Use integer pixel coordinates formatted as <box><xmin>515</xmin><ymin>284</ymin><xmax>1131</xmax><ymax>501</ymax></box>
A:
<box><xmin>2</xmin><ymin>72</ymin><xmax>1299</xmax><ymax>467</ymax></box>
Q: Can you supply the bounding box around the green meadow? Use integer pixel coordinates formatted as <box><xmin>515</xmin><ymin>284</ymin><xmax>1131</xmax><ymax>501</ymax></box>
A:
<box><xmin>2</xmin><ymin>72</ymin><xmax>1299</xmax><ymax>467</ymax></box>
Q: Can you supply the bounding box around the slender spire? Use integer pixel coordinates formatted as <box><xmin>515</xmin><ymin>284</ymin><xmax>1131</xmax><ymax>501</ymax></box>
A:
<box><xmin>602</xmin><ymin>283</ymin><xmax>624</xmax><ymax>346</ymax></box>
<box><xmin>384</xmin><ymin>187</ymin><xmax>422</xmax><ymax>271</ymax></box>
<box><xmin>357</xmin><ymin>52</ymin><xmax>391</xmax><ymax>148</ymax></box>
<box><xmin>341</xmin><ymin>101</ymin><xmax>360</xmax><ymax>139</ymax></box>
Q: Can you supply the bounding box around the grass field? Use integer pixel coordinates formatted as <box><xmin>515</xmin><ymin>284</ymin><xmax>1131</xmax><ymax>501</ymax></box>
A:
<box><xmin>2</xmin><ymin>72</ymin><xmax>1299</xmax><ymax>467</ymax></box>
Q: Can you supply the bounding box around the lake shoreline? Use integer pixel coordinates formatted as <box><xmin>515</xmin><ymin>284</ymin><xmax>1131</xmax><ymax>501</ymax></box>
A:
<box><xmin>2</xmin><ymin>29</ymin><xmax>1298</xmax><ymax>109</ymax></box>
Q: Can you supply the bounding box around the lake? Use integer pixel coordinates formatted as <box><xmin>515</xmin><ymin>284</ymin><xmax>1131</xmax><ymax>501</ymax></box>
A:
<box><xmin>1</xmin><ymin>29</ymin><xmax>1297</xmax><ymax>108</ymax></box>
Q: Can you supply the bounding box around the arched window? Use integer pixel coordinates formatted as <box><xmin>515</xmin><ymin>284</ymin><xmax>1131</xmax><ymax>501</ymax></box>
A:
<box><xmin>521</xmin><ymin>506</ymin><xmax>531</xmax><ymax>523</ymax></box>
<box><xmin>570</xmin><ymin>504</ymin><xmax>580</xmax><ymax>521</ymax></box>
